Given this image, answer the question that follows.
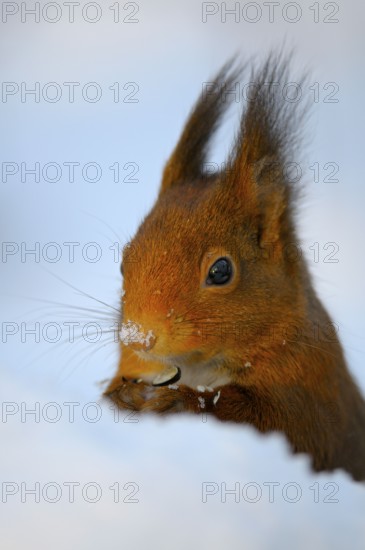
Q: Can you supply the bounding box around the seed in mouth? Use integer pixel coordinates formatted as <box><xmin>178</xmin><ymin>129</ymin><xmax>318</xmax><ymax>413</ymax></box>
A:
<box><xmin>152</xmin><ymin>366</ymin><xmax>181</xmax><ymax>386</ymax></box>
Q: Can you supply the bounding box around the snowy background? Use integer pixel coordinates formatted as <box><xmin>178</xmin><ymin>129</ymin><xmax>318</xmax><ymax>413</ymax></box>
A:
<box><xmin>1</xmin><ymin>1</ymin><xmax>365</xmax><ymax>548</ymax></box>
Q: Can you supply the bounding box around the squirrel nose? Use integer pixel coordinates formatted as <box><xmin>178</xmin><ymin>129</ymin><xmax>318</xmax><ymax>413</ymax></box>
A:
<box><xmin>119</xmin><ymin>321</ymin><xmax>156</xmax><ymax>351</ymax></box>
<box><xmin>127</xmin><ymin>336</ymin><xmax>156</xmax><ymax>352</ymax></box>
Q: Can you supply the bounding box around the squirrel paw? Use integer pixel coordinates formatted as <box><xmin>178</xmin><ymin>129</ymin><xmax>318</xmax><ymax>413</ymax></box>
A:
<box><xmin>104</xmin><ymin>379</ymin><xmax>212</xmax><ymax>415</ymax></box>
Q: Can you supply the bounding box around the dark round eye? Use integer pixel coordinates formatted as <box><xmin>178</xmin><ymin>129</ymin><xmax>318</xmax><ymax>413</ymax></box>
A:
<box><xmin>206</xmin><ymin>257</ymin><xmax>232</xmax><ymax>286</ymax></box>
<box><xmin>120</xmin><ymin>262</ymin><xmax>124</xmax><ymax>276</ymax></box>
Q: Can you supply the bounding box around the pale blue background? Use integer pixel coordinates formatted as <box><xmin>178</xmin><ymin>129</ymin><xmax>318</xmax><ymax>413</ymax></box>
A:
<box><xmin>1</xmin><ymin>1</ymin><xmax>365</xmax><ymax>548</ymax></box>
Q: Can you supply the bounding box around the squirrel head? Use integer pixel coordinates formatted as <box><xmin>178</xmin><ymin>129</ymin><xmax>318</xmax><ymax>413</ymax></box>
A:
<box><xmin>119</xmin><ymin>54</ymin><xmax>310</xmax><ymax>386</ymax></box>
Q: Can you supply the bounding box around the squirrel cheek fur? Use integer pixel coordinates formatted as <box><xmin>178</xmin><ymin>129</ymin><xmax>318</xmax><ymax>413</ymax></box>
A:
<box><xmin>104</xmin><ymin>53</ymin><xmax>365</xmax><ymax>481</ymax></box>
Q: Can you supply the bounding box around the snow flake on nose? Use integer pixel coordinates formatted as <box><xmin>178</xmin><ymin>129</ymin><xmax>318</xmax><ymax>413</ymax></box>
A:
<box><xmin>119</xmin><ymin>320</ymin><xmax>155</xmax><ymax>348</ymax></box>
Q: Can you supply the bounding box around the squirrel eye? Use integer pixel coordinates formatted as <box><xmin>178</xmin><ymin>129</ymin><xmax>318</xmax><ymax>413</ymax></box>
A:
<box><xmin>120</xmin><ymin>262</ymin><xmax>124</xmax><ymax>277</ymax></box>
<box><xmin>206</xmin><ymin>257</ymin><xmax>232</xmax><ymax>285</ymax></box>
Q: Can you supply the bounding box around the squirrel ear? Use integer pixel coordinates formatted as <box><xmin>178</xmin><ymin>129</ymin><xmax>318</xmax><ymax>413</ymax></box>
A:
<box><xmin>222</xmin><ymin>53</ymin><xmax>306</xmax><ymax>248</ymax></box>
<box><xmin>251</xmin><ymin>158</ymin><xmax>287</xmax><ymax>247</ymax></box>
<box><xmin>159</xmin><ymin>58</ymin><xmax>243</xmax><ymax>194</ymax></box>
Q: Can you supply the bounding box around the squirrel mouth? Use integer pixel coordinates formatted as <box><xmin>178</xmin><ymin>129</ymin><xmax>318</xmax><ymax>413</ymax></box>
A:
<box><xmin>151</xmin><ymin>366</ymin><xmax>181</xmax><ymax>386</ymax></box>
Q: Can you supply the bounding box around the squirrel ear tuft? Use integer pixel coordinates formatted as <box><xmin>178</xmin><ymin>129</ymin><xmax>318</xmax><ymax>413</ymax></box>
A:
<box><xmin>222</xmin><ymin>52</ymin><xmax>308</xmax><ymax>247</ymax></box>
<box><xmin>159</xmin><ymin>57</ymin><xmax>243</xmax><ymax>194</ymax></box>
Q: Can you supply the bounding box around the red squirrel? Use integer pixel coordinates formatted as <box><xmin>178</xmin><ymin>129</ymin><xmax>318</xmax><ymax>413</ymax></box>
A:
<box><xmin>104</xmin><ymin>54</ymin><xmax>365</xmax><ymax>481</ymax></box>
